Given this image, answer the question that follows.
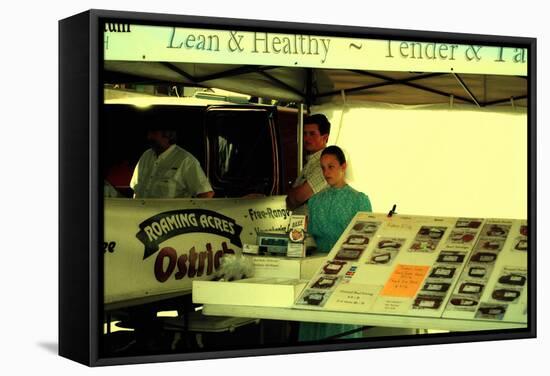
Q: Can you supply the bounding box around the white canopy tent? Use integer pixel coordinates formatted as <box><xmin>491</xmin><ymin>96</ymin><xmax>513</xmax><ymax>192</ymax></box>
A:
<box><xmin>103</xmin><ymin>24</ymin><xmax>528</xmax><ymax>219</ymax></box>
<box><xmin>104</xmin><ymin>61</ymin><xmax>527</xmax><ymax>108</ymax></box>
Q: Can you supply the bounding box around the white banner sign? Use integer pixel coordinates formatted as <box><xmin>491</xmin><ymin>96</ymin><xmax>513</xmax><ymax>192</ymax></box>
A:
<box><xmin>104</xmin><ymin>196</ymin><xmax>291</xmax><ymax>307</ymax></box>
<box><xmin>104</xmin><ymin>23</ymin><xmax>527</xmax><ymax>76</ymax></box>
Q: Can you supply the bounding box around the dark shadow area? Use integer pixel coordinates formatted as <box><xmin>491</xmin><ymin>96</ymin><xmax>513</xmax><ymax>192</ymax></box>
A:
<box><xmin>37</xmin><ymin>341</ymin><xmax>58</xmax><ymax>355</ymax></box>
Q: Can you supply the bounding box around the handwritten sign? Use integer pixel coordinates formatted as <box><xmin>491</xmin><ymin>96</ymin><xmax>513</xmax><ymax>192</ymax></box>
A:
<box><xmin>325</xmin><ymin>284</ymin><xmax>381</xmax><ymax>312</ymax></box>
<box><xmin>371</xmin><ymin>297</ymin><xmax>412</xmax><ymax>314</ymax></box>
<box><xmin>380</xmin><ymin>264</ymin><xmax>430</xmax><ymax>298</ymax></box>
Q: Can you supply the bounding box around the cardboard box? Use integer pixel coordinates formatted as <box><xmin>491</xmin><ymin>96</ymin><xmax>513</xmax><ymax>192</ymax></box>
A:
<box><xmin>246</xmin><ymin>254</ymin><xmax>326</xmax><ymax>279</ymax></box>
<box><xmin>193</xmin><ymin>278</ymin><xmax>308</xmax><ymax>307</ymax></box>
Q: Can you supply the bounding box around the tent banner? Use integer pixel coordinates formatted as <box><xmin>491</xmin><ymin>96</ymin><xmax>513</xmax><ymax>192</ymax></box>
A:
<box><xmin>104</xmin><ymin>23</ymin><xmax>527</xmax><ymax>76</ymax></box>
<box><xmin>104</xmin><ymin>196</ymin><xmax>291</xmax><ymax>306</ymax></box>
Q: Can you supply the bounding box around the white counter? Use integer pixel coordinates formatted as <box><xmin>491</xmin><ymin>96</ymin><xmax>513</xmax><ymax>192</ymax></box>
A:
<box><xmin>202</xmin><ymin>304</ymin><xmax>526</xmax><ymax>332</ymax></box>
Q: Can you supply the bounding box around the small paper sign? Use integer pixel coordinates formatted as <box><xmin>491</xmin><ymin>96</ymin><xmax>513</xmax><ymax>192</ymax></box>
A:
<box><xmin>380</xmin><ymin>264</ymin><xmax>430</xmax><ymax>298</ymax></box>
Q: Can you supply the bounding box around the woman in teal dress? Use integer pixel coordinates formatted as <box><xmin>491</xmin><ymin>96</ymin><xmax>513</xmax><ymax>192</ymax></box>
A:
<box><xmin>299</xmin><ymin>145</ymin><xmax>372</xmax><ymax>342</ymax></box>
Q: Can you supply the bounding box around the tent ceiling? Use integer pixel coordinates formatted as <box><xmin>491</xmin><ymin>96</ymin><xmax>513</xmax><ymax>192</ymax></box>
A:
<box><xmin>104</xmin><ymin>61</ymin><xmax>527</xmax><ymax>108</ymax></box>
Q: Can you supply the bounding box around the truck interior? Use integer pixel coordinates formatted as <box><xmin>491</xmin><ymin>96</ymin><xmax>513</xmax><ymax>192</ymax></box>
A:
<box><xmin>102</xmin><ymin>102</ymin><xmax>297</xmax><ymax>198</ymax></box>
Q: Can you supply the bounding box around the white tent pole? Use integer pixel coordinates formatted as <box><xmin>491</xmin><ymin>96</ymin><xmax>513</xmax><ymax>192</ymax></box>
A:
<box><xmin>452</xmin><ymin>72</ymin><xmax>481</xmax><ymax>108</ymax></box>
<box><xmin>335</xmin><ymin>89</ymin><xmax>346</xmax><ymax>145</ymax></box>
<box><xmin>298</xmin><ymin>104</ymin><xmax>304</xmax><ymax>175</ymax></box>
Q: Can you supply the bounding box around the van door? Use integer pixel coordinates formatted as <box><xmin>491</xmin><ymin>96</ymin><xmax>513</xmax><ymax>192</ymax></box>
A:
<box><xmin>204</xmin><ymin>105</ymin><xmax>280</xmax><ymax>198</ymax></box>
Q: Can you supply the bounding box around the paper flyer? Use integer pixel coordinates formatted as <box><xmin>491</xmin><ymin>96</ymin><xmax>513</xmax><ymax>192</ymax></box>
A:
<box><xmin>445</xmin><ymin>220</ymin><xmax>514</xmax><ymax>314</ymax></box>
<box><xmin>380</xmin><ymin>264</ymin><xmax>430</xmax><ymax>298</ymax></box>
<box><xmin>324</xmin><ymin>284</ymin><xmax>382</xmax><ymax>312</ymax></box>
<box><xmin>366</xmin><ymin>237</ymin><xmax>406</xmax><ymax>266</ymax></box>
<box><xmin>408</xmin><ymin>226</ymin><xmax>448</xmax><ymax>253</ymax></box>
<box><xmin>411</xmin><ymin>250</ymin><xmax>467</xmax><ymax>311</ymax></box>
<box><xmin>488</xmin><ymin>266</ymin><xmax>527</xmax><ymax>305</ymax></box>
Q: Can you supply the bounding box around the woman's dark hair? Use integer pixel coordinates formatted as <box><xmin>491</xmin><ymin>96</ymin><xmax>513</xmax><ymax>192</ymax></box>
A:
<box><xmin>322</xmin><ymin>145</ymin><xmax>346</xmax><ymax>165</ymax></box>
<box><xmin>304</xmin><ymin>114</ymin><xmax>331</xmax><ymax>135</ymax></box>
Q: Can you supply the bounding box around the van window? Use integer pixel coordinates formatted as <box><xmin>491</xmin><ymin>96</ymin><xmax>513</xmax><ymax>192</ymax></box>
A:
<box><xmin>102</xmin><ymin>104</ymin><xmax>206</xmax><ymax>196</ymax></box>
<box><xmin>206</xmin><ymin>108</ymin><xmax>277</xmax><ymax>197</ymax></box>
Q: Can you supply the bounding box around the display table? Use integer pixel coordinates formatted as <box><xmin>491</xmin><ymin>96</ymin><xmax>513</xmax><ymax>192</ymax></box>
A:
<box><xmin>196</xmin><ymin>213</ymin><xmax>529</xmax><ymax>333</ymax></box>
<box><xmin>202</xmin><ymin>304</ymin><xmax>526</xmax><ymax>332</ymax></box>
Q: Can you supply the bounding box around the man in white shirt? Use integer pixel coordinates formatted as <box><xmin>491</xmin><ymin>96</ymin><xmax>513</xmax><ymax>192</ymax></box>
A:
<box><xmin>286</xmin><ymin>114</ymin><xmax>330</xmax><ymax>211</ymax></box>
<box><xmin>130</xmin><ymin>129</ymin><xmax>214</xmax><ymax>198</ymax></box>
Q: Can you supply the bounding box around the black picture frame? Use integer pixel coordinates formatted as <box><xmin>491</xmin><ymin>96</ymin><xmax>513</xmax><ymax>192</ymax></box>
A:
<box><xmin>59</xmin><ymin>9</ymin><xmax>536</xmax><ymax>366</ymax></box>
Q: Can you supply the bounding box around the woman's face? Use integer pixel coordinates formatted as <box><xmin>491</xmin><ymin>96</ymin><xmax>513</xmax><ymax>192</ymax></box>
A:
<box><xmin>321</xmin><ymin>154</ymin><xmax>346</xmax><ymax>187</ymax></box>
